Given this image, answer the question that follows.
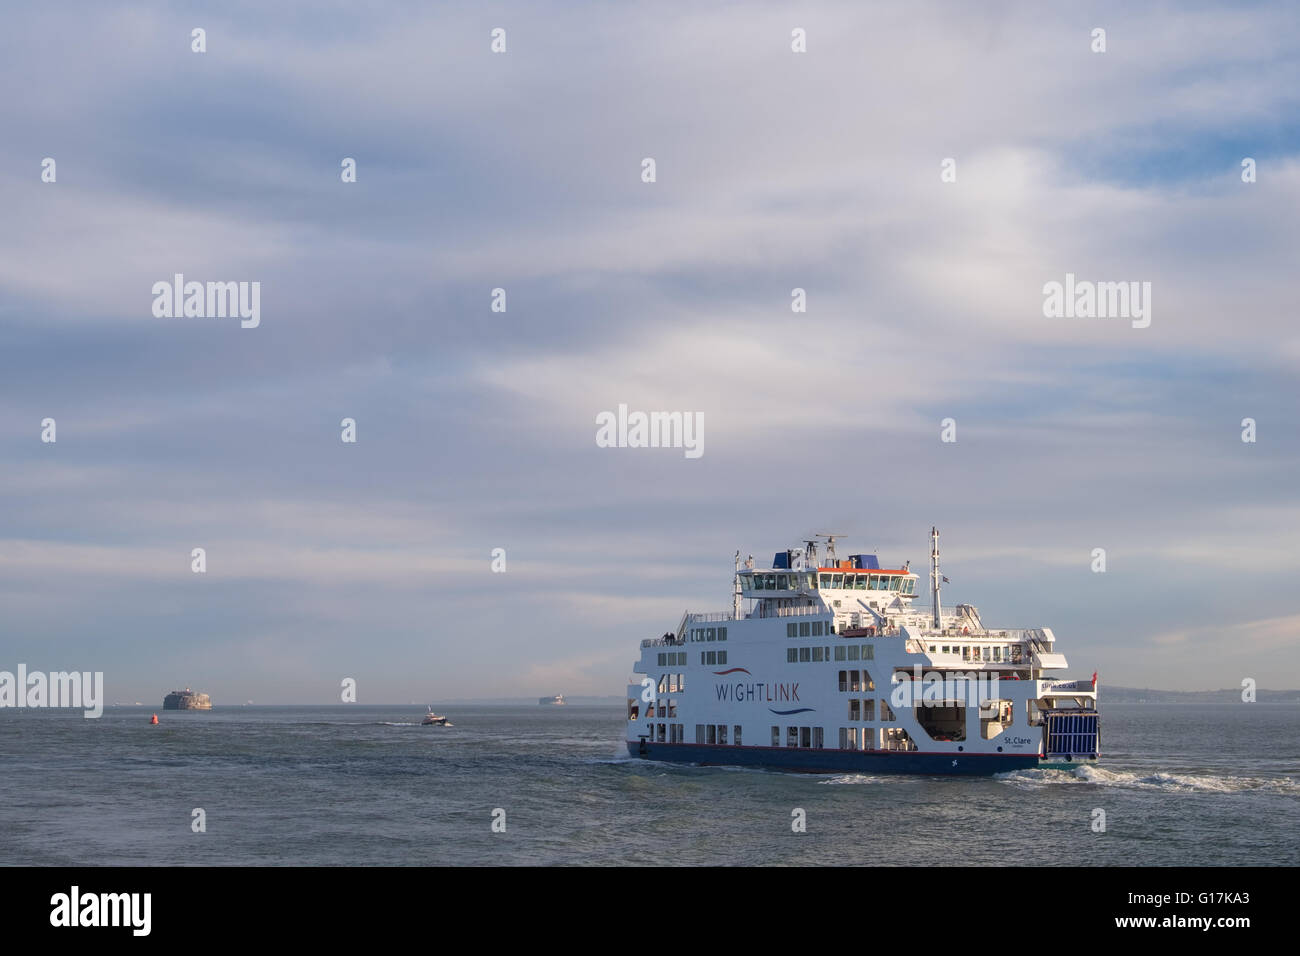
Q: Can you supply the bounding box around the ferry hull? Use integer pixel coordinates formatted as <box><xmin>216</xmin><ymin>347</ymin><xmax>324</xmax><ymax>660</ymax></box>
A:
<box><xmin>627</xmin><ymin>742</ymin><xmax>1042</xmax><ymax>776</ymax></box>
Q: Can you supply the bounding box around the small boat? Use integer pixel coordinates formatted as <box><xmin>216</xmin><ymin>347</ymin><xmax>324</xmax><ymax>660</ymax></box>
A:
<box><xmin>421</xmin><ymin>709</ymin><xmax>451</xmax><ymax>726</ymax></box>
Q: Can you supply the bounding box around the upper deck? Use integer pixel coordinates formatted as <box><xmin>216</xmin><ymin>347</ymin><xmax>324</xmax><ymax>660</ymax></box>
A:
<box><xmin>642</xmin><ymin>530</ymin><xmax>1071</xmax><ymax>673</ymax></box>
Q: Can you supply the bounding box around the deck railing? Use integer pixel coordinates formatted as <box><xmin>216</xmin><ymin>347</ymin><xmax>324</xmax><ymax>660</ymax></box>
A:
<box><xmin>685</xmin><ymin>610</ymin><xmax>735</xmax><ymax>624</ymax></box>
<box><xmin>767</xmin><ymin>605</ymin><xmax>827</xmax><ymax>618</ymax></box>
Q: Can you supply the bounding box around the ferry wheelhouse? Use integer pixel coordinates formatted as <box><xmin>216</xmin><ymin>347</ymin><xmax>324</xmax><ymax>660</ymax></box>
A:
<box><xmin>625</xmin><ymin>530</ymin><xmax>1099</xmax><ymax>775</ymax></box>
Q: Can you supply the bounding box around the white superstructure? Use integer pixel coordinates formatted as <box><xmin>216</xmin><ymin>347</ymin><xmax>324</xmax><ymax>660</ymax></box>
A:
<box><xmin>625</xmin><ymin>530</ymin><xmax>1099</xmax><ymax>774</ymax></box>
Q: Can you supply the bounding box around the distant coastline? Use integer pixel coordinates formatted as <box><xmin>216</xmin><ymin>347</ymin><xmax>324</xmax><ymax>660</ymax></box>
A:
<box><xmin>90</xmin><ymin>689</ymin><xmax>1300</xmax><ymax>707</ymax></box>
<box><xmin>1099</xmin><ymin>686</ymin><xmax>1300</xmax><ymax>704</ymax></box>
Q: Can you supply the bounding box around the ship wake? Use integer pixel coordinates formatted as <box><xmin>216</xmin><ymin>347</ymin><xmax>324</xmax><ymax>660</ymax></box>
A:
<box><xmin>996</xmin><ymin>765</ymin><xmax>1300</xmax><ymax>794</ymax></box>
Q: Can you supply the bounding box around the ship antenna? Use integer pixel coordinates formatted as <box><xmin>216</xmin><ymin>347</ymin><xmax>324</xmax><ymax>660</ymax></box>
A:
<box><xmin>733</xmin><ymin>550</ymin><xmax>742</xmax><ymax>620</ymax></box>
<box><xmin>815</xmin><ymin>533</ymin><xmax>846</xmax><ymax>565</ymax></box>
<box><xmin>930</xmin><ymin>526</ymin><xmax>942</xmax><ymax>629</ymax></box>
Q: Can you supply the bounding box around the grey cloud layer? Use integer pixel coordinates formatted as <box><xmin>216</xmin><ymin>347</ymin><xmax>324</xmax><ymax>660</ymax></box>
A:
<box><xmin>2</xmin><ymin>2</ymin><xmax>1298</xmax><ymax>700</ymax></box>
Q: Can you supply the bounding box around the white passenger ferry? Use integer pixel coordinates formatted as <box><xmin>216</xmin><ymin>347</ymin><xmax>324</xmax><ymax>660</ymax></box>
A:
<box><xmin>626</xmin><ymin>530</ymin><xmax>1099</xmax><ymax>775</ymax></box>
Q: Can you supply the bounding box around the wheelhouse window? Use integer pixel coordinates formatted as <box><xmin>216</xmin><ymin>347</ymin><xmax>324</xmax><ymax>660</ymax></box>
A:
<box><xmin>776</xmin><ymin>574</ymin><xmax>788</xmax><ymax>589</ymax></box>
<box><xmin>831</xmin><ymin>573</ymin><xmax>844</xmax><ymax>588</ymax></box>
<box><xmin>819</xmin><ymin>573</ymin><xmax>832</xmax><ymax>588</ymax></box>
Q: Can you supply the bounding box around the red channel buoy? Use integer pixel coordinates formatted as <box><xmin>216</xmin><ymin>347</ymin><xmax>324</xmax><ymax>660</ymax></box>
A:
<box><xmin>150</xmin><ymin>714</ymin><xmax>159</xmax><ymax>724</ymax></box>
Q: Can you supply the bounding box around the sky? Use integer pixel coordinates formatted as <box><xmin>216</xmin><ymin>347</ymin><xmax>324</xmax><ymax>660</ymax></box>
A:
<box><xmin>2</xmin><ymin>1</ymin><xmax>1299</xmax><ymax>703</ymax></box>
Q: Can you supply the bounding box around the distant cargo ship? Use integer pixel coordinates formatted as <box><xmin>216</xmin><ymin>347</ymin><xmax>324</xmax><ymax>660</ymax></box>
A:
<box><xmin>539</xmin><ymin>694</ymin><xmax>566</xmax><ymax>705</ymax></box>
<box><xmin>163</xmin><ymin>688</ymin><xmax>212</xmax><ymax>710</ymax></box>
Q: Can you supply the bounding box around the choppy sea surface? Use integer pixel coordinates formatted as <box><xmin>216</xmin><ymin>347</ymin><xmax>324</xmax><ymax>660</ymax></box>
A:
<box><xmin>2</xmin><ymin>703</ymin><xmax>1296</xmax><ymax>865</ymax></box>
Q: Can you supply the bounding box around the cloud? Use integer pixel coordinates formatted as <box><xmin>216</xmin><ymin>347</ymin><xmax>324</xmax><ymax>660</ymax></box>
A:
<box><xmin>2</xmin><ymin>1</ymin><xmax>1299</xmax><ymax>698</ymax></box>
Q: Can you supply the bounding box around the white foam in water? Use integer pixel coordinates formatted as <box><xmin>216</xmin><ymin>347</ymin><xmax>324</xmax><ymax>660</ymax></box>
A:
<box><xmin>818</xmin><ymin>773</ymin><xmax>896</xmax><ymax>786</ymax></box>
<box><xmin>996</xmin><ymin>764</ymin><xmax>1300</xmax><ymax>793</ymax></box>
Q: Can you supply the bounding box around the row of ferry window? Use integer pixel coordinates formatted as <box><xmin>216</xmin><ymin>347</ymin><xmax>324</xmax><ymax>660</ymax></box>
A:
<box><xmin>838</xmin><ymin>670</ymin><xmax>877</xmax><ymax>692</ymax></box>
<box><xmin>645</xmin><ymin>696</ymin><xmax>678</xmax><ymax>717</ymax></box>
<box><xmin>742</xmin><ymin>572</ymin><xmax>917</xmax><ymax>593</ymax></box>
<box><xmin>929</xmin><ymin>644</ymin><xmax>1023</xmax><ymax>663</ymax></box>
<box><xmin>819</xmin><ymin>573</ymin><xmax>915</xmax><ymax>593</ymax></box>
<box><xmin>771</xmin><ymin>726</ymin><xmax>826</xmax><ymax>749</ymax></box>
<box><xmin>687</xmin><ymin>626</ymin><xmax>728</xmax><ymax>642</ymax></box>
<box><xmin>697</xmin><ymin>724</ymin><xmax>743</xmax><ymax>746</ymax></box>
<box><xmin>656</xmin><ymin>652</ymin><xmax>688</xmax><ymax>667</ymax></box>
<box><xmin>838</xmin><ymin>727</ymin><xmax>914</xmax><ymax>750</ymax></box>
<box><xmin>786</xmin><ymin>644</ymin><xmax>875</xmax><ymax>663</ymax></box>
<box><xmin>786</xmin><ymin>620</ymin><xmax>830</xmax><ymax>638</ymax></box>
<box><xmin>680</xmin><ymin>724</ymin><xmax>907</xmax><ymax>749</ymax></box>
<box><xmin>649</xmin><ymin>723</ymin><xmax>683</xmax><ymax>743</ymax></box>
<box><xmin>655</xmin><ymin>675</ymin><xmax>683</xmax><ymax>694</ymax></box>
<box><xmin>846</xmin><ymin>700</ymin><xmax>897</xmax><ymax>721</ymax></box>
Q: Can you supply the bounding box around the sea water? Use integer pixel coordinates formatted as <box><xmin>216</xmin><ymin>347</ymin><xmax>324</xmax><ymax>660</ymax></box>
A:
<box><xmin>1</xmin><ymin>702</ymin><xmax>1295</xmax><ymax>865</ymax></box>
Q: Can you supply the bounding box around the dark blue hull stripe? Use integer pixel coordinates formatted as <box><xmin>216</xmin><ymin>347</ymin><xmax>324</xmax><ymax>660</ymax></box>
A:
<box><xmin>626</xmin><ymin>742</ymin><xmax>1044</xmax><ymax>775</ymax></box>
